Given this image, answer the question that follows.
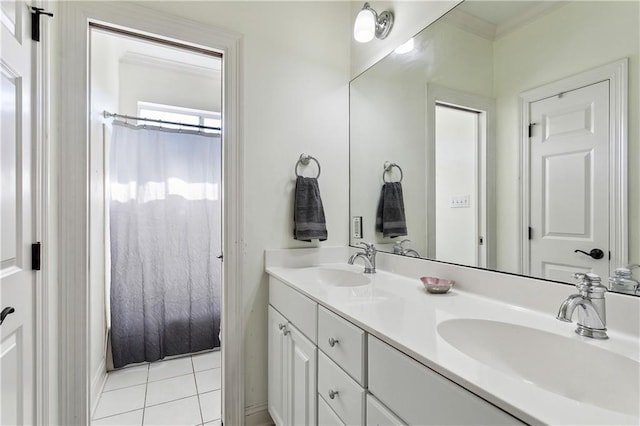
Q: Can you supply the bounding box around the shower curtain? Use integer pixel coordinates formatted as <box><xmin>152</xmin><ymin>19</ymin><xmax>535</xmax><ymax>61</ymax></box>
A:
<box><xmin>109</xmin><ymin>121</ymin><xmax>221</xmax><ymax>368</ymax></box>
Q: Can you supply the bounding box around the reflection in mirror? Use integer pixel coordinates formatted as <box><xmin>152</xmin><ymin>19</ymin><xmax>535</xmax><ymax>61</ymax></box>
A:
<box><xmin>349</xmin><ymin>1</ymin><xmax>639</xmax><ymax>295</ymax></box>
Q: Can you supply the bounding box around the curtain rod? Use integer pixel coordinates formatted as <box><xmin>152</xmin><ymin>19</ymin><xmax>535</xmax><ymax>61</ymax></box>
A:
<box><xmin>103</xmin><ymin>111</ymin><xmax>221</xmax><ymax>131</ymax></box>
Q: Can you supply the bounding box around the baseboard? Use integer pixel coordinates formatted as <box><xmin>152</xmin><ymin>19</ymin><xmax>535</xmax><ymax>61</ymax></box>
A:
<box><xmin>90</xmin><ymin>357</ymin><xmax>107</xmax><ymax>417</ymax></box>
<box><xmin>245</xmin><ymin>403</ymin><xmax>273</xmax><ymax>426</ymax></box>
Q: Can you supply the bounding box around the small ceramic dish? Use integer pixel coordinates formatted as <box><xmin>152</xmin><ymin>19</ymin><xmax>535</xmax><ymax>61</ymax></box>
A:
<box><xmin>420</xmin><ymin>276</ymin><xmax>455</xmax><ymax>294</ymax></box>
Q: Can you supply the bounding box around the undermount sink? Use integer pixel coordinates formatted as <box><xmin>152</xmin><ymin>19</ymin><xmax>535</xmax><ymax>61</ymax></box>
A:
<box><xmin>437</xmin><ymin>319</ymin><xmax>640</xmax><ymax>416</ymax></box>
<box><xmin>296</xmin><ymin>266</ymin><xmax>371</xmax><ymax>287</ymax></box>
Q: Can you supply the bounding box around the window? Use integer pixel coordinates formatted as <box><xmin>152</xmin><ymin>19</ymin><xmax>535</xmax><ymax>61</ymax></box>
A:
<box><xmin>137</xmin><ymin>101</ymin><xmax>221</xmax><ymax>134</ymax></box>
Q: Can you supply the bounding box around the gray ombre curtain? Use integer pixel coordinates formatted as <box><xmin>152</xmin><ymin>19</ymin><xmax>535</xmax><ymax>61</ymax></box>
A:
<box><xmin>109</xmin><ymin>121</ymin><xmax>221</xmax><ymax>368</ymax></box>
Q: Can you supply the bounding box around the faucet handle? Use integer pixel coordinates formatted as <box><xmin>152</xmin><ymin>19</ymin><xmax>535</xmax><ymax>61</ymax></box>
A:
<box><xmin>573</xmin><ymin>272</ymin><xmax>606</xmax><ymax>295</ymax></box>
<box><xmin>392</xmin><ymin>239</ymin><xmax>410</xmax><ymax>253</ymax></box>
<box><xmin>356</xmin><ymin>241</ymin><xmax>376</xmax><ymax>254</ymax></box>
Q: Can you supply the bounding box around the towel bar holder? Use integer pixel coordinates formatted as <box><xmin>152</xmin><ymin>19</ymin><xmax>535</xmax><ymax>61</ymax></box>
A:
<box><xmin>295</xmin><ymin>154</ymin><xmax>321</xmax><ymax>178</ymax></box>
<box><xmin>383</xmin><ymin>161</ymin><xmax>403</xmax><ymax>183</ymax></box>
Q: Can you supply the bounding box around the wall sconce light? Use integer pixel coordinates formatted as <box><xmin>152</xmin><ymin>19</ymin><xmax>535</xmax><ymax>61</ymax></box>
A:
<box><xmin>353</xmin><ymin>2</ymin><xmax>394</xmax><ymax>43</ymax></box>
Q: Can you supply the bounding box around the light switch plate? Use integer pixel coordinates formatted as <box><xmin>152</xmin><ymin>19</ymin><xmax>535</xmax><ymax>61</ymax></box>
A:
<box><xmin>450</xmin><ymin>195</ymin><xmax>471</xmax><ymax>208</ymax></box>
<box><xmin>352</xmin><ymin>216</ymin><xmax>363</xmax><ymax>239</ymax></box>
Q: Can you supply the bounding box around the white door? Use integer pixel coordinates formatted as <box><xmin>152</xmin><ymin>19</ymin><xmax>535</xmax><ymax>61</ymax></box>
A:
<box><xmin>268</xmin><ymin>306</ymin><xmax>287</xmax><ymax>426</ymax></box>
<box><xmin>1</xmin><ymin>1</ymin><xmax>36</xmax><ymax>424</ymax></box>
<box><xmin>434</xmin><ymin>104</ymin><xmax>483</xmax><ymax>267</ymax></box>
<box><xmin>529</xmin><ymin>80</ymin><xmax>610</xmax><ymax>282</ymax></box>
<box><xmin>286</xmin><ymin>323</ymin><xmax>316</xmax><ymax>426</ymax></box>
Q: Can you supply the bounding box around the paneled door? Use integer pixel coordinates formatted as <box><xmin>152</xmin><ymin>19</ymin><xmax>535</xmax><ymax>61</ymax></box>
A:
<box><xmin>1</xmin><ymin>1</ymin><xmax>36</xmax><ymax>424</ymax></box>
<box><xmin>529</xmin><ymin>80</ymin><xmax>610</xmax><ymax>282</ymax></box>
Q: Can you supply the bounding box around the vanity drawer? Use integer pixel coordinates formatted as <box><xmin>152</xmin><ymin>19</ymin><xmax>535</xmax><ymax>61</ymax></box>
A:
<box><xmin>318</xmin><ymin>351</ymin><xmax>366</xmax><ymax>426</ymax></box>
<box><xmin>318</xmin><ymin>306</ymin><xmax>367</xmax><ymax>386</ymax></box>
<box><xmin>318</xmin><ymin>394</ymin><xmax>346</xmax><ymax>426</ymax></box>
<box><xmin>366</xmin><ymin>394</ymin><xmax>407</xmax><ymax>426</ymax></box>
<box><xmin>269</xmin><ymin>276</ymin><xmax>317</xmax><ymax>343</ymax></box>
<box><xmin>368</xmin><ymin>336</ymin><xmax>523</xmax><ymax>425</ymax></box>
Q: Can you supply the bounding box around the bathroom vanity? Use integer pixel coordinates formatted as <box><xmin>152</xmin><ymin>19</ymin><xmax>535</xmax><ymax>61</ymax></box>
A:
<box><xmin>265</xmin><ymin>247</ymin><xmax>640</xmax><ymax>426</ymax></box>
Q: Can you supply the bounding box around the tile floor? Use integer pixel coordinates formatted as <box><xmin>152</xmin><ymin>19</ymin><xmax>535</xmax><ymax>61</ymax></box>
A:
<box><xmin>92</xmin><ymin>351</ymin><xmax>222</xmax><ymax>426</ymax></box>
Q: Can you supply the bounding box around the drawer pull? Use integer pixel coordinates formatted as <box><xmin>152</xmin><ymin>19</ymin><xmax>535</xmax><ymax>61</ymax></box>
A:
<box><xmin>328</xmin><ymin>337</ymin><xmax>339</xmax><ymax>347</ymax></box>
<box><xmin>328</xmin><ymin>389</ymin><xmax>339</xmax><ymax>400</ymax></box>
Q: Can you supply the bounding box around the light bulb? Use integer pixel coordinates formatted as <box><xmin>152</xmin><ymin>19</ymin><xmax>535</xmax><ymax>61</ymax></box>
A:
<box><xmin>354</xmin><ymin>8</ymin><xmax>375</xmax><ymax>43</ymax></box>
<box><xmin>394</xmin><ymin>38</ymin><xmax>414</xmax><ymax>54</ymax></box>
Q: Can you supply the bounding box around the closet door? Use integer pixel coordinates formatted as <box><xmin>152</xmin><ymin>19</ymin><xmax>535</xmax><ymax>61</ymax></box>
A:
<box><xmin>1</xmin><ymin>1</ymin><xmax>36</xmax><ymax>424</ymax></box>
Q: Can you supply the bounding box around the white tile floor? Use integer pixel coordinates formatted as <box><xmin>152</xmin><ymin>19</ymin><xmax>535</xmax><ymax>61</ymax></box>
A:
<box><xmin>92</xmin><ymin>351</ymin><xmax>222</xmax><ymax>426</ymax></box>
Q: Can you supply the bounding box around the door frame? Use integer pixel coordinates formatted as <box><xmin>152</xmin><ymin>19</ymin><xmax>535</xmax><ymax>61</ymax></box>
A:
<box><xmin>425</xmin><ymin>83</ymin><xmax>496</xmax><ymax>268</ymax></box>
<box><xmin>58</xmin><ymin>3</ymin><xmax>245</xmax><ymax>424</ymax></box>
<box><xmin>518</xmin><ymin>58</ymin><xmax>628</xmax><ymax>275</ymax></box>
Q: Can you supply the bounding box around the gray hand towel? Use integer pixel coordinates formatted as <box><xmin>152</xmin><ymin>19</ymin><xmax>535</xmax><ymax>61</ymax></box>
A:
<box><xmin>376</xmin><ymin>182</ymin><xmax>408</xmax><ymax>238</ymax></box>
<box><xmin>294</xmin><ymin>176</ymin><xmax>328</xmax><ymax>241</ymax></box>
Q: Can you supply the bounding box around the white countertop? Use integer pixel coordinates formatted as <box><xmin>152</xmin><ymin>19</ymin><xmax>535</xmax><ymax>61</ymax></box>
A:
<box><xmin>266</xmin><ymin>263</ymin><xmax>640</xmax><ymax>425</ymax></box>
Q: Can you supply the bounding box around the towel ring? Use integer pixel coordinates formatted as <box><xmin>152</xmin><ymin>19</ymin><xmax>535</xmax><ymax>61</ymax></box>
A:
<box><xmin>383</xmin><ymin>161</ymin><xmax>403</xmax><ymax>183</ymax></box>
<box><xmin>295</xmin><ymin>154</ymin><xmax>321</xmax><ymax>178</ymax></box>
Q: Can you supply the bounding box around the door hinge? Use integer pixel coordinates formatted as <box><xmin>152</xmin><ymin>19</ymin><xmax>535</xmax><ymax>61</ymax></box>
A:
<box><xmin>32</xmin><ymin>242</ymin><xmax>41</xmax><ymax>270</ymax></box>
<box><xmin>528</xmin><ymin>123</ymin><xmax>534</xmax><ymax>138</ymax></box>
<box><xmin>609</xmin><ymin>251</ymin><xmax>611</xmax><ymax>261</ymax></box>
<box><xmin>30</xmin><ymin>6</ymin><xmax>54</xmax><ymax>42</ymax></box>
<box><xmin>528</xmin><ymin>227</ymin><xmax>532</xmax><ymax>240</ymax></box>
<box><xmin>479</xmin><ymin>236</ymin><xmax>484</xmax><ymax>245</ymax></box>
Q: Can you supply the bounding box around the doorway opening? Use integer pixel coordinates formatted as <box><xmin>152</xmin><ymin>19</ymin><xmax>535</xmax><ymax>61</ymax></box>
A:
<box><xmin>434</xmin><ymin>104</ymin><xmax>484</xmax><ymax>266</ymax></box>
<box><xmin>425</xmin><ymin>83</ymin><xmax>495</xmax><ymax>268</ymax></box>
<box><xmin>89</xmin><ymin>25</ymin><xmax>223</xmax><ymax>425</ymax></box>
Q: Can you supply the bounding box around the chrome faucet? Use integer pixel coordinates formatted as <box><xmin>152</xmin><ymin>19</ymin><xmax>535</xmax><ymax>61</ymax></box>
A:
<box><xmin>348</xmin><ymin>242</ymin><xmax>377</xmax><ymax>274</ymax></box>
<box><xmin>556</xmin><ymin>273</ymin><xmax>608</xmax><ymax>339</ymax></box>
<box><xmin>392</xmin><ymin>239</ymin><xmax>421</xmax><ymax>258</ymax></box>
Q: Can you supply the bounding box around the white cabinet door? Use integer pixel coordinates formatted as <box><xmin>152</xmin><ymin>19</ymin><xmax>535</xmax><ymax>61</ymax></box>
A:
<box><xmin>268</xmin><ymin>306</ymin><xmax>287</xmax><ymax>426</ymax></box>
<box><xmin>286</xmin><ymin>323</ymin><xmax>317</xmax><ymax>426</ymax></box>
<box><xmin>269</xmin><ymin>305</ymin><xmax>318</xmax><ymax>426</ymax></box>
<box><xmin>368</xmin><ymin>337</ymin><xmax>522</xmax><ymax>425</ymax></box>
<box><xmin>1</xmin><ymin>1</ymin><xmax>36</xmax><ymax>424</ymax></box>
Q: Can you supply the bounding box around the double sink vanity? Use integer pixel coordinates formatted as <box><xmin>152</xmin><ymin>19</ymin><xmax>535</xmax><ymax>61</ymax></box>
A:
<box><xmin>265</xmin><ymin>247</ymin><xmax>640</xmax><ymax>425</ymax></box>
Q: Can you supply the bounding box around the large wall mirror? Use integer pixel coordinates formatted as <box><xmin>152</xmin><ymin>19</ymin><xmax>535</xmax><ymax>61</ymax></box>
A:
<box><xmin>349</xmin><ymin>0</ymin><xmax>639</xmax><ymax>295</ymax></box>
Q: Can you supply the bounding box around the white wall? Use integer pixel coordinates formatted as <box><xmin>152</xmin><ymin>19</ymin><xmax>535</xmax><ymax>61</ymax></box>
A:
<box><xmin>350</xmin><ymin>18</ymin><xmax>493</xmax><ymax>257</ymax></box>
<box><xmin>119</xmin><ymin>61</ymin><xmax>221</xmax><ymax>115</ymax></box>
<box><xmin>89</xmin><ymin>29</ymin><xmax>120</xmax><ymax>413</ymax></box>
<box><xmin>493</xmin><ymin>1</ymin><xmax>640</xmax><ymax>272</ymax></box>
<box><xmin>350</xmin><ymin>71</ymin><xmax>428</xmax><ymax>254</ymax></box>
<box><xmin>350</xmin><ymin>0</ymin><xmax>461</xmax><ymax>78</ymax></box>
<box><xmin>141</xmin><ymin>1</ymin><xmax>352</xmax><ymax>414</ymax></box>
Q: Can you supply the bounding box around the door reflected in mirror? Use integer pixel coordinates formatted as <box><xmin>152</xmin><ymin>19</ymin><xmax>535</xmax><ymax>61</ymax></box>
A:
<box><xmin>349</xmin><ymin>1</ymin><xmax>639</xmax><ymax>295</ymax></box>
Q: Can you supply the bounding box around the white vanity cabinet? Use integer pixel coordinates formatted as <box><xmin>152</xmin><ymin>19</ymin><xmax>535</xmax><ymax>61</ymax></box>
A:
<box><xmin>267</xmin><ymin>272</ymin><xmax>526</xmax><ymax>426</ymax></box>
<box><xmin>268</xmin><ymin>277</ymin><xmax>318</xmax><ymax>426</ymax></box>
<box><xmin>368</xmin><ymin>336</ymin><xmax>523</xmax><ymax>425</ymax></box>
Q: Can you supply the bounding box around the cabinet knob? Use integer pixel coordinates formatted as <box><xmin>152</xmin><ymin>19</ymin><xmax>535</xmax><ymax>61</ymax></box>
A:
<box><xmin>328</xmin><ymin>389</ymin><xmax>339</xmax><ymax>400</ymax></box>
<box><xmin>328</xmin><ymin>337</ymin><xmax>339</xmax><ymax>347</ymax></box>
<box><xmin>278</xmin><ymin>323</ymin><xmax>286</xmax><ymax>330</ymax></box>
